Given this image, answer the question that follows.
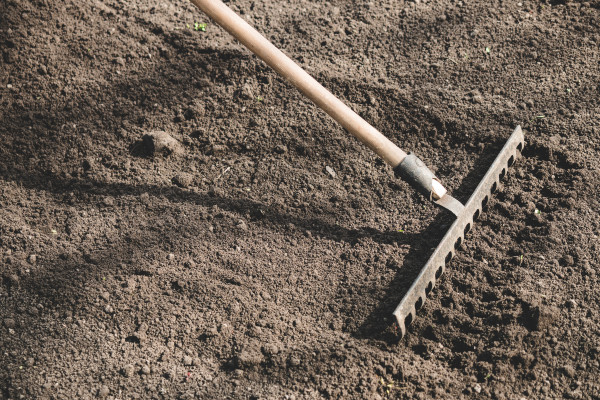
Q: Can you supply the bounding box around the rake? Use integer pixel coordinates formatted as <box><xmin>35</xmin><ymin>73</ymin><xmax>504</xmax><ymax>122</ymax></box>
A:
<box><xmin>188</xmin><ymin>0</ymin><xmax>524</xmax><ymax>337</ymax></box>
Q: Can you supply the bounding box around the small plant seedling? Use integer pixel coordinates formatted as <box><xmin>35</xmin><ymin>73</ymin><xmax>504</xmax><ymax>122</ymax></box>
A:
<box><xmin>534</xmin><ymin>209</ymin><xmax>541</xmax><ymax>215</ymax></box>
<box><xmin>566</xmin><ymin>88</ymin><xmax>572</xmax><ymax>93</ymax></box>
<box><xmin>194</xmin><ymin>22</ymin><xmax>207</xmax><ymax>31</ymax></box>
<box><xmin>529</xmin><ymin>115</ymin><xmax>546</xmax><ymax>123</ymax></box>
<box><xmin>397</xmin><ymin>228</ymin><xmax>405</xmax><ymax>233</ymax></box>
<box><xmin>485</xmin><ymin>47</ymin><xmax>491</xmax><ymax>53</ymax></box>
<box><xmin>379</xmin><ymin>377</ymin><xmax>400</xmax><ymax>395</ymax></box>
<box><xmin>257</xmin><ymin>96</ymin><xmax>263</xmax><ymax>102</ymax></box>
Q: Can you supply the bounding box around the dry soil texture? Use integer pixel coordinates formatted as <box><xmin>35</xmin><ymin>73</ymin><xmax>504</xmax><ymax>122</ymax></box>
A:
<box><xmin>1</xmin><ymin>0</ymin><xmax>600</xmax><ymax>399</ymax></box>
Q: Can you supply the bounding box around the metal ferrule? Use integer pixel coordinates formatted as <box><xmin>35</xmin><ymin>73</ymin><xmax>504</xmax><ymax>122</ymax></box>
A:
<box><xmin>393</xmin><ymin>153</ymin><xmax>438</xmax><ymax>201</ymax></box>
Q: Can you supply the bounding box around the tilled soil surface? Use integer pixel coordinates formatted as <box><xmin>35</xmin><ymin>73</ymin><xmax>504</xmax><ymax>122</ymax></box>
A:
<box><xmin>2</xmin><ymin>0</ymin><xmax>600</xmax><ymax>399</ymax></box>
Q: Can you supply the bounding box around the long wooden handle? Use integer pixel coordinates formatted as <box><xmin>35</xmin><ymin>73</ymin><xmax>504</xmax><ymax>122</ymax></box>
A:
<box><xmin>189</xmin><ymin>0</ymin><xmax>407</xmax><ymax>167</ymax></box>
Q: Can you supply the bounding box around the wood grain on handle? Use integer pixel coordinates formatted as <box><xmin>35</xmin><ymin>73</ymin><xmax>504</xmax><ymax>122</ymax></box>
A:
<box><xmin>189</xmin><ymin>0</ymin><xmax>407</xmax><ymax>167</ymax></box>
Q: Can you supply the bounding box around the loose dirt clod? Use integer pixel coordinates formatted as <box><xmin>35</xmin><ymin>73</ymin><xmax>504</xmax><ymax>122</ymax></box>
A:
<box><xmin>234</xmin><ymin>347</ymin><xmax>263</xmax><ymax>369</ymax></box>
<box><xmin>140</xmin><ymin>131</ymin><xmax>183</xmax><ymax>157</ymax></box>
<box><xmin>172</xmin><ymin>173</ymin><xmax>193</xmax><ymax>188</ymax></box>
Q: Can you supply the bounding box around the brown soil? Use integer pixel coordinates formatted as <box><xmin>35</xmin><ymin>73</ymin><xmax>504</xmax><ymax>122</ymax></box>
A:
<box><xmin>1</xmin><ymin>0</ymin><xmax>600</xmax><ymax>399</ymax></box>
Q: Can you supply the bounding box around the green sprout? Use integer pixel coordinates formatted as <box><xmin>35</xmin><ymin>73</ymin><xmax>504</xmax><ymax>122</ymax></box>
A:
<box><xmin>485</xmin><ymin>47</ymin><xmax>491</xmax><ymax>53</ymax></box>
<box><xmin>484</xmin><ymin>372</ymin><xmax>492</xmax><ymax>381</ymax></box>
<box><xmin>534</xmin><ymin>209</ymin><xmax>541</xmax><ymax>215</ymax></box>
<box><xmin>194</xmin><ymin>22</ymin><xmax>207</xmax><ymax>31</ymax></box>
<box><xmin>397</xmin><ymin>228</ymin><xmax>405</xmax><ymax>233</ymax></box>
<box><xmin>257</xmin><ymin>96</ymin><xmax>264</xmax><ymax>102</ymax></box>
<box><xmin>566</xmin><ymin>88</ymin><xmax>572</xmax><ymax>93</ymax></box>
<box><xmin>379</xmin><ymin>377</ymin><xmax>398</xmax><ymax>395</ymax></box>
<box><xmin>530</xmin><ymin>115</ymin><xmax>546</xmax><ymax>123</ymax></box>
<box><xmin>186</xmin><ymin>23</ymin><xmax>190</xmax><ymax>29</ymax></box>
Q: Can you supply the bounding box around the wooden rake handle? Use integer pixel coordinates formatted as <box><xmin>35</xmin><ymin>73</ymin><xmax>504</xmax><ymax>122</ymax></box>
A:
<box><xmin>189</xmin><ymin>0</ymin><xmax>408</xmax><ymax>167</ymax></box>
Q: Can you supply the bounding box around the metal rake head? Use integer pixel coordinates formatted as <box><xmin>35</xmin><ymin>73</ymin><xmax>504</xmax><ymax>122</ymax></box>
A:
<box><xmin>393</xmin><ymin>126</ymin><xmax>525</xmax><ymax>338</ymax></box>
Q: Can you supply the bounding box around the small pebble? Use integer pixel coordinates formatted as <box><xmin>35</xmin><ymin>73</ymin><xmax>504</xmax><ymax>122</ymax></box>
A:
<box><xmin>566</xmin><ymin>299</ymin><xmax>577</xmax><ymax>309</ymax></box>
<box><xmin>474</xmin><ymin>383</ymin><xmax>482</xmax><ymax>394</ymax></box>
<box><xmin>167</xmin><ymin>253</ymin><xmax>175</xmax><ymax>261</ymax></box>
<box><xmin>104</xmin><ymin>305</ymin><xmax>114</xmax><ymax>314</ymax></box>
<box><xmin>206</xmin><ymin>326</ymin><xmax>219</xmax><ymax>337</ymax></box>
<box><xmin>235</xmin><ymin>220</ymin><xmax>248</xmax><ymax>231</ymax></box>
<box><xmin>100</xmin><ymin>291</ymin><xmax>110</xmax><ymax>301</ymax></box>
<box><xmin>183</xmin><ymin>355</ymin><xmax>193</xmax><ymax>366</ymax></box>
<box><xmin>289</xmin><ymin>356</ymin><xmax>301</xmax><ymax>367</ymax></box>
<box><xmin>233</xmin><ymin>369</ymin><xmax>244</xmax><ymax>377</ymax></box>
<box><xmin>122</xmin><ymin>364</ymin><xmax>135</xmax><ymax>377</ymax></box>
<box><xmin>102</xmin><ymin>196</ymin><xmax>114</xmax><ymax>206</ymax></box>
<box><xmin>98</xmin><ymin>386</ymin><xmax>110</xmax><ymax>397</ymax></box>
<box><xmin>141</xmin><ymin>365</ymin><xmax>151</xmax><ymax>375</ymax></box>
<box><xmin>562</xmin><ymin>364</ymin><xmax>576</xmax><ymax>378</ymax></box>
<box><xmin>274</xmin><ymin>144</ymin><xmax>287</xmax><ymax>154</ymax></box>
<box><xmin>325</xmin><ymin>166</ymin><xmax>336</xmax><ymax>178</ymax></box>
<box><xmin>28</xmin><ymin>254</ymin><xmax>37</xmax><ymax>263</ymax></box>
